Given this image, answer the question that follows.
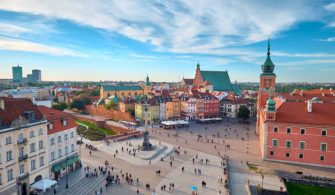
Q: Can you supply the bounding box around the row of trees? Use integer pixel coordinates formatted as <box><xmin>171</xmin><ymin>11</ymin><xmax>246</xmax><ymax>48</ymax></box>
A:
<box><xmin>51</xmin><ymin>97</ymin><xmax>91</xmax><ymax>111</ymax></box>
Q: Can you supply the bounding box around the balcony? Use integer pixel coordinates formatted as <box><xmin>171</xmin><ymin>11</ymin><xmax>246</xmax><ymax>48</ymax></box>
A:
<box><xmin>17</xmin><ymin>138</ymin><xmax>27</xmax><ymax>145</ymax></box>
<box><xmin>17</xmin><ymin>172</ymin><xmax>29</xmax><ymax>181</ymax></box>
<box><xmin>18</xmin><ymin>154</ymin><xmax>28</xmax><ymax>161</ymax></box>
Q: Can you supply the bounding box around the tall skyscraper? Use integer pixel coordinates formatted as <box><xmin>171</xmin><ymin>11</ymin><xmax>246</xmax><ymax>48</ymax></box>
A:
<box><xmin>32</xmin><ymin>69</ymin><xmax>42</xmax><ymax>82</ymax></box>
<box><xmin>12</xmin><ymin>65</ymin><xmax>23</xmax><ymax>83</ymax></box>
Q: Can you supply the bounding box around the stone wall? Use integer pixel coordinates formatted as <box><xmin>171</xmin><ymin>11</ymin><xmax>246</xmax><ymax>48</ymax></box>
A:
<box><xmin>85</xmin><ymin>105</ymin><xmax>136</xmax><ymax>122</ymax></box>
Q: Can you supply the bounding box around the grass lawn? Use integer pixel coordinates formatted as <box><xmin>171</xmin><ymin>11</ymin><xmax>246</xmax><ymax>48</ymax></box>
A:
<box><xmin>287</xmin><ymin>182</ymin><xmax>335</xmax><ymax>195</ymax></box>
<box><xmin>75</xmin><ymin>119</ymin><xmax>116</xmax><ymax>136</ymax></box>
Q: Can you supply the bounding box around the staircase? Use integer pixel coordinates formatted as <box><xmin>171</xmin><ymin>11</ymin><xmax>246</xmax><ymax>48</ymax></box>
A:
<box><xmin>65</xmin><ymin>173</ymin><xmax>105</xmax><ymax>195</ymax></box>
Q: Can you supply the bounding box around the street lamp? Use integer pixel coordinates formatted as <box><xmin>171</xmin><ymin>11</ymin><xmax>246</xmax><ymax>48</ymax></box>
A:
<box><xmin>65</xmin><ymin>156</ymin><xmax>69</xmax><ymax>189</ymax></box>
<box><xmin>261</xmin><ymin>174</ymin><xmax>264</xmax><ymax>193</ymax></box>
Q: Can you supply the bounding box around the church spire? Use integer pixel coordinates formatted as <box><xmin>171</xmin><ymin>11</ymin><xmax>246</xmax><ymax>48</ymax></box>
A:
<box><xmin>267</xmin><ymin>36</ymin><xmax>270</xmax><ymax>56</ymax></box>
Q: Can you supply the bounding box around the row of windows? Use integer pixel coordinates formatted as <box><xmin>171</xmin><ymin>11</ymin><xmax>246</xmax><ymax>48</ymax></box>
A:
<box><xmin>4</xmin><ymin>129</ymin><xmax>44</xmax><ymax>145</ymax></box>
<box><xmin>273</xmin><ymin>127</ymin><xmax>328</xmax><ymax>136</ymax></box>
<box><xmin>269</xmin><ymin>151</ymin><xmax>326</xmax><ymax>161</ymax></box>
<box><xmin>47</xmin><ymin>119</ymin><xmax>68</xmax><ymax>130</ymax></box>
<box><xmin>5</xmin><ymin>156</ymin><xmax>44</xmax><ymax>182</ymax></box>
<box><xmin>272</xmin><ymin>139</ymin><xmax>327</xmax><ymax>151</ymax></box>
<box><xmin>50</xmin><ymin>132</ymin><xmax>75</xmax><ymax>145</ymax></box>
<box><xmin>50</xmin><ymin>144</ymin><xmax>75</xmax><ymax>161</ymax></box>
<box><xmin>4</xmin><ymin>141</ymin><xmax>44</xmax><ymax>162</ymax></box>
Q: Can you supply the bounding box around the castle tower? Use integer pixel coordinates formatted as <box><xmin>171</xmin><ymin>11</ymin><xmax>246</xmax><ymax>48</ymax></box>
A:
<box><xmin>256</xmin><ymin>38</ymin><xmax>276</xmax><ymax>134</ymax></box>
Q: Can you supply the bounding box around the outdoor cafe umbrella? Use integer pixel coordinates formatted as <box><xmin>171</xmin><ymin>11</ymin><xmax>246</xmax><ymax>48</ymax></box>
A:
<box><xmin>31</xmin><ymin>179</ymin><xmax>57</xmax><ymax>192</ymax></box>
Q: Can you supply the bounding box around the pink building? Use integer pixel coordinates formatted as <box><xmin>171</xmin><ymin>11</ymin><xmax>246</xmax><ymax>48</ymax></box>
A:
<box><xmin>257</xmin><ymin>40</ymin><xmax>335</xmax><ymax>168</ymax></box>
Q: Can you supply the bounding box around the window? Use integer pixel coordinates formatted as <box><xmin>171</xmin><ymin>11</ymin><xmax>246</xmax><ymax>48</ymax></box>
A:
<box><xmin>320</xmin><ymin>143</ymin><xmax>327</xmax><ymax>151</ymax></box>
<box><xmin>30</xmin><ymin>131</ymin><xmax>35</xmax><ymax>138</ymax></box>
<box><xmin>71</xmin><ymin>144</ymin><xmax>75</xmax><ymax>152</ymax></box>
<box><xmin>70</xmin><ymin>132</ymin><xmax>74</xmax><ymax>138</ymax></box>
<box><xmin>286</xmin><ymin>128</ymin><xmax>291</xmax><ymax>134</ymax></box>
<box><xmin>300</xmin><ymin>128</ymin><xmax>305</xmax><ymax>135</ymax></box>
<box><xmin>321</xmin><ymin>129</ymin><xmax>327</xmax><ymax>136</ymax></box>
<box><xmin>38</xmin><ymin>128</ymin><xmax>43</xmax><ymax>135</ymax></box>
<box><xmin>64</xmin><ymin>134</ymin><xmax>68</xmax><ymax>140</ymax></box>
<box><xmin>65</xmin><ymin>146</ymin><xmax>68</xmax><ymax>155</ymax></box>
<box><xmin>299</xmin><ymin>141</ymin><xmax>305</xmax><ymax>149</ymax></box>
<box><xmin>51</xmin><ymin>152</ymin><xmax>55</xmax><ymax>161</ymax></box>
<box><xmin>58</xmin><ymin>136</ymin><xmax>62</xmax><ymax>143</ymax></box>
<box><xmin>39</xmin><ymin>156</ymin><xmax>44</xmax><ymax>167</ymax></box>
<box><xmin>31</xmin><ymin>160</ymin><xmax>36</xmax><ymax>171</ymax></box>
<box><xmin>19</xmin><ymin>164</ymin><xmax>25</xmax><ymax>175</ymax></box>
<box><xmin>50</xmin><ymin>138</ymin><xmax>55</xmax><ymax>145</ymax></box>
<box><xmin>5</xmin><ymin>137</ymin><xmax>12</xmax><ymax>145</ymax></box>
<box><xmin>285</xmin><ymin>140</ymin><xmax>292</xmax><ymax>148</ymax></box>
<box><xmin>7</xmin><ymin>169</ymin><xmax>13</xmax><ymax>181</ymax></box>
<box><xmin>39</xmin><ymin>140</ymin><xmax>44</xmax><ymax>150</ymax></box>
<box><xmin>320</xmin><ymin>155</ymin><xmax>325</xmax><ymax>161</ymax></box>
<box><xmin>48</xmin><ymin>123</ymin><xmax>54</xmax><ymax>130</ymax></box>
<box><xmin>62</xmin><ymin>119</ymin><xmax>68</xmax><ymax>126</ymax></box>
<box><xmin>58</xmin><ymin>149</ymin><xmax>62</xmax><ymax>158</ymax></box>
<box><xmin>272</xmin><ymin>139</ymin><xmax>278</xmax><ymax>147</ymax></box>
<box><xmin>270</xmin><ymin>151</ymin><xmax>274</xmax><ymax>156</ymax></box>
<box><xmin>299</xmin><ymin>154</ymin><xmax>304</xmax><ymax>159</ymax></box>
<box><xmin>6</xmin><ymin>151</ymin><xmax>13</xmax><ymax>161</ymax></box>
<box><xmin>286</xmin><ymin>152</ymin><xmax>290</xmax><ymax>158</ymax></box>
<box><xmin>273</xmin><ymin>127</ymin><xmax>278</xmax><ymax>133</ymax></box>
<box><xmin>30</xmin><ymin>143</ymin><xmax>36</xmax><ymax>153</ymax></box>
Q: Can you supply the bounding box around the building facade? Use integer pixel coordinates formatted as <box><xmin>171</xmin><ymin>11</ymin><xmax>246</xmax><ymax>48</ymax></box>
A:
<box><xmin>0</xmin><ymin>98</ymin><xmax>48</xmax><ymax>195</ymax></box>
<box><xmin>12</xmin><ymin>65</ymin><xmax>23</xmax><ymax>83</ymax></box>
<box><xmin>38</xmin><ymin>106</ymin><xmax>79</xmax><ymax>181</ymax></box>
<box><xmin>257</xmin><ymin>40</ymin><xmax>335</xmax><ymax>168</ymax></box>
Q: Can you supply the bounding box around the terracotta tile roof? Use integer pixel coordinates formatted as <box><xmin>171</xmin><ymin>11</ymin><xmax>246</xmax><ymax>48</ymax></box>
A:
<box><xmin>278</xmin><ymin>92</ymin><xmax>335</xmax><ymax>103</ymax></box>
<box><xmin>37</xmin><ymin>106</ymin><xmax>77</xmax><ymax>134</ymax></box>
<box><xmin>0</xmin><ymin>97</ymin><xmax>43</xmax><ymax>127</ymax></box>
<box><xmin>294</xmin><ymin>88</ymin><xmax>335</xmax><ymax>95</ymax></box>
<box><xmin>275</xmin><ymin>102</ymin><xmax>335</xmax><ymax>125</ymax></box>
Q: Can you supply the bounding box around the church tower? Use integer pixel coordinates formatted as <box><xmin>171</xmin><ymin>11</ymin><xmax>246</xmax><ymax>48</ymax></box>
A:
<box><xmin>256</xmin><ymin>38</ymin><xmax>276</xmax><ymax>134</ymax></box>
<box><xmin>143</xmin><ymin>74</ymin><xmax>151</xmax><ymax>95</ymax></box>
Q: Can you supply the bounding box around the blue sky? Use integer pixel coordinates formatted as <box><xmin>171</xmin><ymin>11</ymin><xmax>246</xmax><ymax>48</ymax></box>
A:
<box><xmin>0</xmin><ymin>0</ymin><xmax>335</xmax><ymax>82</ymax></box>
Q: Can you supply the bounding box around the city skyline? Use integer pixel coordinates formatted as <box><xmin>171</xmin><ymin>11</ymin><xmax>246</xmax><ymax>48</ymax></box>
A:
<box><xmin>0</xmin><ymin>0</ymin><xmax>335</xmax><ymax>82</ymax></box>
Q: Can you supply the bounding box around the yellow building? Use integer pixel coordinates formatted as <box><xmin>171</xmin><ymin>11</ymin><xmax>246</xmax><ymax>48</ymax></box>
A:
<box><xmin>135</xmin><ymin>97</ymin><xmax>160</xmax><ymax>124</ymax></box>
<box><xmin>0</xmin><ymin>98</ymin><xmax>49</xmax><ymax>195</ymax></box>
<box><xmin>100</xmin><ymin>75</ymin><xmax>152</xmax><ymax>99</ymax></box>
<box><xmin>166</xmin><ymin>96</ymin><xmax>181</xmax><ymax>119</ymax></box>
<box><xmin>119</xmin><ymin>98</ymin><xmax>136</xmax><ymax>113</ymax></box>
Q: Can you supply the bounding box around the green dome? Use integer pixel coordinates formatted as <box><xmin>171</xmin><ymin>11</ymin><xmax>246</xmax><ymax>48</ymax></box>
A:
<box><xmin>266</xmin><ymin>93</ymin><xmax>276</xmax><ymax>111</ymax></box>
<box><xmin>266</xmin><ymin>98</ymin><xmax>276</xmax><ymax>106</ymax></box>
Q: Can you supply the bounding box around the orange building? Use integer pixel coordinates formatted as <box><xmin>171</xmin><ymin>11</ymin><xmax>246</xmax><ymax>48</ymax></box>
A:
<box><xmin>257</xmin><ymin>40</ymin><xmax>335</xmax><ymax>168</ymax></box>
<box><xmin>165</xmin><ymin>95</ymin><xmax>181</xmax><ymax>120</ymax></box>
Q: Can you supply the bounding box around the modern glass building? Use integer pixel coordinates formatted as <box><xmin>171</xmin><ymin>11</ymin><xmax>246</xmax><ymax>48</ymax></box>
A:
<box><xmin>12</xmin><ymin>65</ymin><xmax>23</xmax><ymax>83</ymax></box>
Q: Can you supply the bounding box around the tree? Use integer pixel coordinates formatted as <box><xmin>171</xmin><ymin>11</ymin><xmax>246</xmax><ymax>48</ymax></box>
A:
<box><xmin>91</xmin><ymin>90</ymin><xmax>99</xmax><ymax>96</ymax></box>
<box><xmin>127</xmin><ymin>108</ymin><xmax>135</xmax><ymax>116</ymax></box>
<box><xmin>70</xmin><ymin>99</ymin><xmax>85</xmax><ymax>110</ymax></box>
<box><xmin>81</xmin><ymin>96</ymin><xmax>91</xmax><ymax>105</ymax></box>
<box><xmin>238</xmin><ymin>105</ymin><xmax>250</xmax><ymax>121</ymax></box>
<box><xmin>51</xmin><ymin>102</ymin><xmax>68</xmax><ymax>111</ymax></box>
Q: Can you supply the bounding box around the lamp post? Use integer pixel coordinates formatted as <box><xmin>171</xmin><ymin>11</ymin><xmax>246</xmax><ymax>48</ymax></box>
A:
<box><xmin>65</xmin><ymin>156</ymin><xmax>69</xmax><ymax>189</ymax></box>
<box><xmin>261</xmin><ymin>174</ymin><xmax>264</xmax><ymax>193</ymax></box>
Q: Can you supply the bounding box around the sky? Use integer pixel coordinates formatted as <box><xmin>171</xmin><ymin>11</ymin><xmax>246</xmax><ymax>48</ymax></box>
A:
<box><xmin>0</xmin><ymin>0</ymin><xmax>335</xmax><ymax>82</ymax></box>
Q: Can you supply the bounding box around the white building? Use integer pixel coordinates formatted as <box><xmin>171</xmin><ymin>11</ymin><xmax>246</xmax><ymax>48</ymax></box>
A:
<box><xmin>180</xmin><ymin>96</ymin><xmax>197</xmax><ymax>121</ymax></box>
<box><xmin>0</xmin><ymin>98</ymin><xmax>49</xmax><ymax>195</ymax></box>
<box><xmin>38</xmin><ymin>106</ymin><xmax>79</xmax><ymax>181</ymax></box>
<box><xmin>221</xmin><ymin>99</ymin><xmax>249</xmax><ymax>118</ymax></box>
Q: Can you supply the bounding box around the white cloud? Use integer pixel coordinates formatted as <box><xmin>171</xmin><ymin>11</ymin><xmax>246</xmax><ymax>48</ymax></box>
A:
<box><xmin>0</xmin><ymin>37</ymin><xmax>85</xmax><ymax>57</ymax></box>
<box><xmin>0</xmin><ymin>0</ymin><xmax>320</xmax><ymax>56</ymax></box>
<box><xmin>325</xmin><ymin>3</ymin><xmax>335</xmax><ymax>11</ymax></box>
<box><xmin>281</xmin><ymin>59</ymin><xmax>335</xmax><ymax>66</ymax></box>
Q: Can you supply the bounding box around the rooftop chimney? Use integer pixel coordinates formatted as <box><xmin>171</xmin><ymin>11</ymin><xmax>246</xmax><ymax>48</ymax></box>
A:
<box><xmin>0</xmin><ymin>99</ymin><xmax>4</xmax><ymax>110</ymax></box>
<box><xmin>307</xmin><ymin>100</ymin><xmax>312</xmax><ymax>113</ymax></box>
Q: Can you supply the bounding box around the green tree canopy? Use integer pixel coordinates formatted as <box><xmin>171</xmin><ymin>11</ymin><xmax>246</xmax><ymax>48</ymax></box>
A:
<box><xmin>70</xmin><ymin>99</ymin><xmax>85</xmax><ymax>110</ymax></box>
<box><xmin>51</xmin><ymin>102</ymin><xmax>68</xmax><ymax>111</ymax></box>
<box><xmin>238</xmin><ymin>105</ymin><xmax>250</xmax><ymax>121</ymax></box>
